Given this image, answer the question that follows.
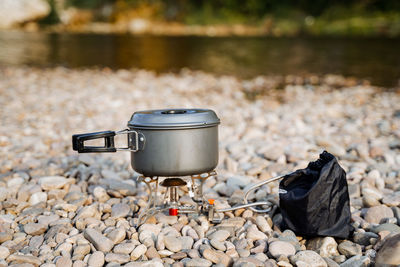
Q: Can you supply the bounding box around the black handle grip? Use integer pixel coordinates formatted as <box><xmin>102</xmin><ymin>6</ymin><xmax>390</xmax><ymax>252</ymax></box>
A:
<box><xmin>72</xmin><ymin>131</ymin><xmax>116</xmax><ymax>153</ymax></box>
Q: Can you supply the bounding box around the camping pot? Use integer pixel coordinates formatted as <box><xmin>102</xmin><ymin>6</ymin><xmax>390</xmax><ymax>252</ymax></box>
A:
<box><xmin>72</xmin><ymin>109</ymin><xmax>220</xmax><ymax>177</ymax></box>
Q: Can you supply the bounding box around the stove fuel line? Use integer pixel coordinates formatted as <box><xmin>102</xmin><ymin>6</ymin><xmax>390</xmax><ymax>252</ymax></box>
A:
<box><xmin>215</xmin><ymin>173</ymin><xmax>290</xmax><ymax>213</ymax></box>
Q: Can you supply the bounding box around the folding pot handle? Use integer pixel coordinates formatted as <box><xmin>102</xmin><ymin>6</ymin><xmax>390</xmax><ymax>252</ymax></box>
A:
<box><xmin>72</xmin><ymin>129</ymin><xmax>145</xmax><ymax>153</ymax></box>
<box><xmin>72</xmin><ymin>131</ymin><xmax>117</xmax><ymax>153</ymax></box>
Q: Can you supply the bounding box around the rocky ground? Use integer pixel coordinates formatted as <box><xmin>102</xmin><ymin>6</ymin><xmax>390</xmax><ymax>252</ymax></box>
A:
<box><xmin>0</xmin><ymin>67</ymin><xmax>399</xmax><ymax>267</ymax></box>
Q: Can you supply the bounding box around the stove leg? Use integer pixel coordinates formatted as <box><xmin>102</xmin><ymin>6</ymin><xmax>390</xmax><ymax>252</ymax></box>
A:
<box><xmin>136</xmin><ymin>176</ymin><xmax>160</xmax><ymax>227</ymax></box>
<box><xmin>136</xmin><ymin>206</ymin><xmax>165</xmax><ymax>227</ymax></box>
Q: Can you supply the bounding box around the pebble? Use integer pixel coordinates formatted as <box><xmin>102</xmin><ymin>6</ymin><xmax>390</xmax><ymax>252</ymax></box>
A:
<box><xmin>237</xmin><ymin>248</ymin><xmax>250</xmax><ymax>258</ymax></box>
<box><xmin>361</xmin><ymin>187</ymin><xmax>382</xmax><ymax>201</ymax></box>
<box><xmin>73</xmin><ymin>244</ymin><xmax>90</xmax><ymax>256</ymax></box>
<box><xmin>156</xmin><ymin>213</ymin><xmax>178</xmax><ymax>225</ymax></box>
<box><xmin>382</xmin><ymin>192</ymin><xmax>400</xmax><ymax>206</ymax></box>
<box><xmin>125</xmin><ymin>260</ymin><xmax>164</xmax><ymax>267</ymax></box>
<box><xmin>178</xmin><ymin>236</ymin><xmax>194</xmax><ymax>250</ymax></box>
<box><xmin>332</xmin><ymin>255</ymin><xmax>346</xmax><ymax>264</ymax></box>
<box><xmin>187</xmin><ymin>249</ymin><xmax>200</xmax><ymax>258</ymax></box>
<box><xmin>372</xmin><ymin>223</ymin><xmax>400</xmax><ymax>234</ymax></box>
<box><xmin>364</xmin><ymin>249</ymin><xmax>376</xmax><ymax>259</ymax></box>
<box><xmin>113</xmin><ymin>242</ymin><xmax>136</xmax><ymax>254</ymax></box>
<box><xmin>269</xmin><ymin>241</ymin><xmax>296</xmax><ymax>258</ymax></box>
<box><xmin>290</xmin><ymin>250</ymin><xmax>327</xmax><ymax>267</ymax></box>
<box><xmin>104</xmin><ymin>253</ymin><xmax>130</xmax><ymax>264</ymax></box>
<box><xmin>0</xmin><ymin>187</ymin><xmax>7</xmax><ymax>202</ymax></box>
<box><xmin>353</xmin><ymin>231</ymin><xmax>378</xmax><ymax>245</ymax></box>
<box><xmin>84</xmin><ymin>228</ymin><xmax>114</xmax><ymax>252</ymax></box>
<box><xmin>337</xmin><ymin>241</ymin><xmax>362</xmax><ymax>257</ymax></box>
<box><xmin>183</xmin><ymin>226</ymin><xmax>199</xmax><ymax>240</ymax></box>
<box><xmin>72</xmin><ymin>260</ymin><xmax>85</xmax><ymax>267</ymax></box>
<box><xmin>208</xmin><ymin>230</ymin><xmax>230</xmax><ymax>241</ymax></box>
<box><xmin>306</xmin><ymin>237</ymin><xmax>339</xmax><ymax>258</ymax></box>
<box><xmin>88</xmin><ymin>251</ymin><xmax>105</xmax><ymax>267</ymax></box>
<box><xmin>38</xmin><ymin>176</ymin><xmax>69</xmax><ymax>190</ymax></box>
<box><xmin>219</xmin><ymin>218</ymin><xmax>245</xmax><ymax>228</ymax></box>
<box><xmin>364</xmin><ymin>205</ymin><xmax>394</xmax><ymax>224</ymax></box>
<box><xmin>254</xmin><ymin>252</ymin><xmax>268</xmax><ymax>262</ymax></box>
<box><xmin>362</xmin><ymin>195</ymin><xmax>380</xmax><ymax>207</ymax></box>
<box><xmin>348</xmin><ymin>184</ymin><xmax>360</xmax><ymax>198</ymax></box>
<box><xmin>278</xmin><ymin>230</ymin><xmax>301</xmax><ymax>251</ymax></box>
<box><xmin>29</xmin><ymin>192</ymin><xmax>47</xmax><ymax>205</ymax></box>
<box><xmin>202</xmin><ymin>248</ymin><xmax>231</xmax><ymax>266</ymax></box>
<box><xmin>232</xmin><ymin>257</ymin><xmax>264</xmax><ymax>267</ymax></box>
<box><xmin>130</xmin><ymin>244</ymin><xmax>147</xmax><ymax>260</ymax></box>
<box><xmin>0</xmin><ymin>247</ymin><xmax>10</xmax><ymax>260</ymax></box>
<box><xmin>277</xmin><ymin>261</ymin><xmax>293</xmax><ymax>267</ymax></box>
<box><xmin>0</xmin><ymin>233</ymin><xmax>12</xmax><ymax>243</ymax></box>
<box><xmin>7</xmin><ymin>177</ymin><xmax>24</xmax><ymax>188</ymax></box>
<box><xmin>146</xmin><ymin>246</ymin><xmax>160</xmax><ymax>259</ymax></box>
<box><xmin>250</xmin><ymin>240</ymin><xmax>267</xmax><ymax>254</ymax></box>
<box><xmin>255</xmin><ymin>216</ymin><xmax>272</xmax><ymax>233</ymax></box>
<box><xmin>323</xmin><ymin>257</ymin><xmax>339</xmax><ymax>267</ymax></box>
<box><xmin>56</xmin><ymin>256</ymin><xmax>72</xmax><ymax>267</ymax></box>
<box><xmin>6</xmin><ymin>254</ymin><xmax>42</xmax><ymax>266</ymax></box>
<box><xmin>164</xmin><ymin>236</ymin><xmax>182</xmax><ymax>252</ymax></box>
<box><xmin>375</xmin><ymin>233</ymin><xmax>400</xmax><ymax>266</ymax></box>
<box><xmin>226</xmin><ymin>176</ymin><xmax>250</xmax><ymax>189</ymax></box>
<box><xmin>24</xmin><ymin>223</ymin><xmax>47</xmax><ymax>235</ymax></box>
<box><xmin>158</xmin><ymin>249</ymin><xmax>174</xmax><ymax>257</ymax></box>
<box><xmin>107</xmin><ymin>228</ymin><xmax>126</xmax><ymax>244</ymax></box>
<box><xmin>93</xmin><ymin>186</ymin><xmax>110</xmax><ymax>202</ymax></box>
<box><xmin>184</xmin><ymin>258</ymin><xmax>213</xmax><ymax>267</ymax></box>
<box><xmin>242</xmin><ymin>210</ymin><xmax>253</xmax><ymax>218</ymax></box>
<box><xmin>246</xmin><ymin>225</ymin><xmax>268</xmax><ymax>241</ymax></box>
<box><xmin>382</xmin><ymin>216</ymin><xmax>398</xmax><ymax>224</ymax></box>
<box><xmin>170</xmin><ymin>251</ymin><xmax>186</xmax><ymax>260</ymax></box>
<box><xmin>155</xmin><ymin>233</ymin><xmax>165</xmax><ymax>250</ymax></box>
<box><xmin>75</xmin><ymin>205</ymin><xmax>97</xmax><ymax>220</ymax></box>
<box><xmin>210</xmin><ymin>238</ymin><xmax>226</xmax><ymax>251</ymax></box>
<box><xmin>111</xmin><ymin>203</ymin><xmax>130</xmax><ymax>218</ymax></box>
<box><xmin>339</xmin><ymin>255</ymin><xmax>370</xmax><ymax>267</ymax></box>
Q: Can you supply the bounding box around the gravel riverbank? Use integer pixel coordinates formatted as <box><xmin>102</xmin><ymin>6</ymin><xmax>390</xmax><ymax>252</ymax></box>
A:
<box><xmin>0</xmin><ymin>67</ymin><xmax>399</xmax><ymax>267</ymax></box>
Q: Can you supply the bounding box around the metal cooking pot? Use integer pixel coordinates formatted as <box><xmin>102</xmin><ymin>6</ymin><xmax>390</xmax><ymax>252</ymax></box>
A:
<box><xmin>72</xmin><ymin>109</ymin><xmax>220</xmax><ymax>177</ymax></box>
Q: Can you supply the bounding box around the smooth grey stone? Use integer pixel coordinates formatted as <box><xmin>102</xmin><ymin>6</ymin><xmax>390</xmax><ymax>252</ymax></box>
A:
<box><xmin>338</xmin><ymin>241</ymin><xmax>362</xmax><ymax>257</ymax></box>
<box><xmin>375</xmin><ymin>233</ymin><xmax>400</xmax><ymax>267</ymax></box>
<box><xmin>371</xmin><ymin>223</ymin><xmax>400</xmax><ymax>234</ymax></box>
<box><xmin>84</xmin><ymin>228</ymin><xmax>114</xmax><ymax>252</ymax></box>
<box><xmin>339</xmin><ymin>255</ymin><xmax>370</xmax><ymax>267</ymax></box>
<box><xmin>353</xmin><ymin>231</ymin><xmax>378</xmax><ymax>245</ymax></box>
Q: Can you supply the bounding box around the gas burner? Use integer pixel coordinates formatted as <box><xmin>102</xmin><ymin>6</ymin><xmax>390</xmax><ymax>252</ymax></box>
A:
<box><xmin>161</xmin><ymin>178</ymin><xmax>187</xmax><ymax>187</ymax></box>
<box><xmin>136</xmin><ymin>170</ymin><xmax>222</xmax><ymax>226</ymax></box>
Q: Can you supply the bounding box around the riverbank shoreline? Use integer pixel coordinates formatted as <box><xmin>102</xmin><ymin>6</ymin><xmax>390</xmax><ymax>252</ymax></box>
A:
<box><xmin>0</xmin><ymin>67</ymin><xmax>399</xmax><ymax>266</ymax></box>
<box><xmin>8</xmin><ymin>18</ymin><xmax>400</xmax><ymax>37</ymax></box>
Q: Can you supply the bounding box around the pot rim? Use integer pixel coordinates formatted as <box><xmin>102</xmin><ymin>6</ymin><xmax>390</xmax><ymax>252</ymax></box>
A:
<box><xmin>127</xmin><ymin>108</ymin><xmax>220</xmax><ymax>129</ymax></box>
<box><xmin>128</xmin><ymin>124</ymin><xmax>219</xmax><ymax>130</ymax></box>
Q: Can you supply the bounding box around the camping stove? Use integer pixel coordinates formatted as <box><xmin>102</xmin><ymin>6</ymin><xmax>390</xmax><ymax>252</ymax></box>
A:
<box><xmin>137</xmin><ymin>170</ymin><xmax>223</xmax><ymax>225</ymax></box>
<box><xmin>72</xmin><ymin>108</ymin><xmax>283</xmax><ymax>226</ymax></box>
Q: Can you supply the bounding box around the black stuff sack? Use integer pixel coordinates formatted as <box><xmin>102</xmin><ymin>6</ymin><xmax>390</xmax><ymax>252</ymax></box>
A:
<box><xmin>279</xmin><ymin>151</ymin><xmax>352</xmax><ymax>239</ymax></box>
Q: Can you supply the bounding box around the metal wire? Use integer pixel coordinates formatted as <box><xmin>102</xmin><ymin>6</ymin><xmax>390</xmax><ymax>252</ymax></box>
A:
<box><xmin>216</xmin><ymin>173</ymin><xmax>290</xmax><ymax>213</ymax></box>
<box><xmin>217</xmin><ymin>202</ymin><xmax>272</xmax><ymax>212</ymax></box>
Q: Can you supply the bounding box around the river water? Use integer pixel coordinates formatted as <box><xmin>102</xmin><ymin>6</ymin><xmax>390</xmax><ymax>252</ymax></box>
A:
<box><xmin>0</xmin><ymin>31</ymin><xmax>399</xmax><ymax>87</ymax></box>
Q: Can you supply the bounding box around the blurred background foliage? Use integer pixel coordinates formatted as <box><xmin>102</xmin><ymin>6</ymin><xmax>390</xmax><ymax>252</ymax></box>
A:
<box><xmin>40</xmin><ymin>0</ymin><xmax>400</xmax><ymax>36</ymax></box>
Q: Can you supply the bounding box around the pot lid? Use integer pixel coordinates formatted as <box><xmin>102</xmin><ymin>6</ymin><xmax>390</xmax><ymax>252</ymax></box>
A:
<box><xmin>128</xmin><ymin>109</ymin><xmax>220</xmax><ymax>129</ymax></box>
